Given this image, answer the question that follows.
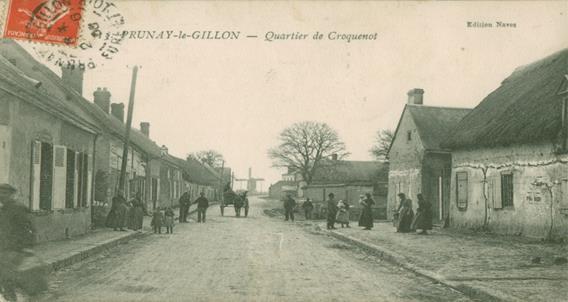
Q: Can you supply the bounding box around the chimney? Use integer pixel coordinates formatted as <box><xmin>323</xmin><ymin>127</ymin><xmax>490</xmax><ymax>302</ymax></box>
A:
<box><xmin>140</xmin><ymin>122</ymin><xmax>150</xmax><ymax>137</ymax></box>
<box><xmin>407</xmin><ymin>88</ymin><xmax>424</xmax><ymax>105</ymax></box>
<box><xmin>61</xmin><ymin>66</ymin><xmax>85</xmax><ymax>95</ymax></box>
<box><xmin>93</xmin><ymin>88</ymin><xmax>111</xmax><ymax>113</ymax></box>
<box><xmin>331</xmin><ymin>153</ymin><xmax>338</xmax><ymax>160</ymax></box>
<box><xmin>110</xmin><ymin>103</ymin><xmax>125</xmax><ymax>123</ymax></box>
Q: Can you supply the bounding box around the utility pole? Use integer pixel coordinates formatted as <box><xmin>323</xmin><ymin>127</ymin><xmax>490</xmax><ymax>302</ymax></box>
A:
<box><xmin>219</xmin><ymin>160</ymin><xmax>225</xmax><ymax>201</ymax></box>
<box><xmin>117</xmin><ymin>66</ymin><xmax>139</xmax><ymax>195</ymax></box>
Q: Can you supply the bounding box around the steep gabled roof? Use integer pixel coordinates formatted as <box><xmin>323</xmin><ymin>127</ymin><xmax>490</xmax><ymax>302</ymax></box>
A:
<box><xmin>309</xmin><ymin>160</ymin><xmax>388</xmax><ymax>186</ymax></box>
<box><xmin>387</xmin><ymin>104</ymin><xmax>471</xmax><ymax>156</ymax></box>
<box><xmin>184</xmin><ymin>157</ymin><xmax>221</xmax><ymax>186</ymax></box>
<box><xmin>444</xmin><ymin>48</ymin><xmax>568</xmax><ymax>149</ymax></box>
<box><xmin>407</xmin><ymin>105</ymin><xmax>471</xmax><ymax>151</ymax></box>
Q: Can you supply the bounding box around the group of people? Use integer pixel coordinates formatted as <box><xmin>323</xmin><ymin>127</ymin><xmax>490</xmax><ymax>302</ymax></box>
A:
<box><xmin>105</xmin><ymin>190</ymin><xmax>211</xmax><ymax>235</ymax></box>
<box><xmin>394</xmin><ymin>193</ymin><xmax>432</xmax><ymax>235</ymax></box>
<box><xmin>325</xmin><ymin>193</ymin><xmax>375</xmax><ymax>230</ymax></box>
<box><xmin>105</xmin><ymin>190</ymin><xmax>148</xmax><ymax>232</ymax></box>
<box><xmin>282</xmin><ymin>191</ymin><xmax>433</xmax><ymax>235</ymax></box>
<box><xmin>282</xmin><ymin>192</ymin><xmax>375</xmax><ymax>231</ymax></box>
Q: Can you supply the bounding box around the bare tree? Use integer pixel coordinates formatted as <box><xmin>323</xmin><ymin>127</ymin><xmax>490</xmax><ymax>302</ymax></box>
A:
<box><xmin>369</xmin><ymin>129</ymin><xmax>394</xmax><ymax>161</ymax></box>
<box><xmin>188</xmin><ymin>150</ymin><xmax>224</xmax><ymax>168</ymax></box>
<box><xmin>269</xmin><ymin>121</ymin><xmax>348</xmax><ymax>184</ymax></box>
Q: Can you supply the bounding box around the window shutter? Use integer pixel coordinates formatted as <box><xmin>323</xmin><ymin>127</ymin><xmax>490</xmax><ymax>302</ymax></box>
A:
<box><xmin>30</xmin><ymin>140</ymin><xmax>42</xmax><ymax>210</ymax></box>
<box><xmin>456</xmin><ymin>172</ymin><xmax>468</xmax><ymax>209</ymax></box>
<box><xmin>86</xmin><ymin>153</ymin><xmax>93</xmax><ymax>207</ymax></box>
<box><xmin>74</xmin><ymin>152</ymin><xmax>80</xmax><ymax>208</ymax></box>
<box><xmin>52</xmin><ymin>145</ymin><xmax>67</xmax><ymax>209</ymax></box>
<box><xmin>494</xmin><ymin>175</ymin><xmax>503</xmax><ymax>209</ymax></box>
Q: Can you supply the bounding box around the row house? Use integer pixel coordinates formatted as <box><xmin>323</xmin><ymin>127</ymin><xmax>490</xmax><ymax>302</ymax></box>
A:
<box><xmin>0</xmin><ymin>40</ymin><xmax>100</xmax><ymax>242</ymax></box>
<box><xmin>0</xmin><ymin>39</ymin><xmax>221</xmax><ymax>242</ymax></box>
<box><xmin>387</xmin><ymin>89</ymin><xmax>471</xmax><ymax>225</ymax></box>
<box><xmin>444</xmin><ymin>48</ymin><xmax>568</xmax><ymax>239</ymax></box>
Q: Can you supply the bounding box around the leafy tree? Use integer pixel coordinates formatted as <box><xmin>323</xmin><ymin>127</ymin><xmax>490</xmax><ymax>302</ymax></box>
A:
<box><xmin>369</xmin><ymin>129</ymin><xmax>394</xmax><ymax>161</ymax></box>
<box><xmin>269</xmin><ymin>121</ymin><xmax>348</xmax><ymax>184</ymax></box>
<box><xmin>188</xmin><ymin>150</ymin><xmax>224</xmax><ymax>168</ymax></box>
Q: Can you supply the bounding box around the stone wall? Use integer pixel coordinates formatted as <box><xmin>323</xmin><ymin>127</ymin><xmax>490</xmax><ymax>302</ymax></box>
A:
<box><xmin>450</xmin><ymin>143</ymin><xmax>568</xmax><ymax>239</ymax></box>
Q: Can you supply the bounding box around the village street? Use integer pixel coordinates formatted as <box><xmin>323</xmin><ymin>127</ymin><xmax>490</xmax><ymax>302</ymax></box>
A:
<box><xmin>35</xmin><ymin>196</ymin><xmax>470</xmax><ymax>302</ymax></box>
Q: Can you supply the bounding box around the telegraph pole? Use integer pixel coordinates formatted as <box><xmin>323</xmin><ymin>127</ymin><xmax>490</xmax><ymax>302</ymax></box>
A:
<box><xmin>117</xmin><ymin>66</ymin><xmax>139</xmax><ymax>194</ymax></box>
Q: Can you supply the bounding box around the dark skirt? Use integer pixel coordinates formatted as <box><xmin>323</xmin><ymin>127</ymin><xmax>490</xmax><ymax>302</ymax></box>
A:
<box><xmin>358</xmin><ymin>207</ymin><xmax>374</xmax><ymax>228</ymax></box>
<box><xmin>106</xmin><ymin>205</ymin><xmax>127</xmax><ymax>228</ymax></box>
<box><xmin>397</xmin><ymin>209</ymin><xmax>414</xmax><ymax>233</ymax></box>
<box><xmin>128</xmin><ymin>206</ymin><xmax>145</xmax><ymax>230</ymax></box>
<box><xmin>411</xmin><ymin>210</ymin><xmax>432</xmax><ymax>230</ymax></box>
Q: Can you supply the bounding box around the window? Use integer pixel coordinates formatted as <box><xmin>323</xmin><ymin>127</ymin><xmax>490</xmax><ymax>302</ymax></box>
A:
<box><xmin>407</xmin><ymin>130</ymin><xmax>412</xmax><ymax>141</ymax></box>
<box><xmin>65</xmin><ymin>149</ymin><xmax>76</xmax><ymax>208</ymax></box>
<box><xmin>501</xmin><ymin>173</ymin><xmax>514</xmax><ymax>207</ymax></box>
<box><xmin>39</xmin><ymin>142</ymin><xmax>53</xmax><ymax>210</ymax></box>
<box><xmin>456</xmin><ymin>172</ymin><xmax>468</xmax><ymax>210</ymax></box>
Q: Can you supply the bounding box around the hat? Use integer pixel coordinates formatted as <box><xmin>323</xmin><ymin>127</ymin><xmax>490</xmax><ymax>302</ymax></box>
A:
<box><xmin>328</xmin><ymin>193</ymin><xmax>334</xmax><ymax>197</ymax></box>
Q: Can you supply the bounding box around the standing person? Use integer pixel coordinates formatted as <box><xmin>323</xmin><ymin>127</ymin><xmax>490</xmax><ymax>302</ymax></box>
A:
<box><xmin>194</xmin><ymin>192</ymin><xmax>209</xmax><ymax>223</ymax></box>
<box><xmin>128</xmin><ymin>192</ymin><xmax>146</xmax><ymax>231</ymax></box>
<box><xmin>412</xmin><ymin>193</ymin><xmax>433</xmax><ymax>235</ymax></box>
<box><xmin>302</xmin><ymin>198</ymin><xmax>314</xmax><ymax>220</ymax></box>
<box><xmin>106</xmin><ymin>190</ymin><xmax>128</xmax><ymax>231</ymax></box>
<box><xmin>396</xmin><ymin>193</ymin><xmax>414</xmax><ymax>233</ymax></box>
<box><xmin>234</xmin><ymin>194</ymin><xmax>243</xmax><ymax>217</ymax></box>
<box><xmin>151</xmin><ymin>207</ymin><xmax>164</xmax><ymax>234</ymax></box>
<box><xmin>283</xmin><ymin>193</ymin><xmax>296</xmax><ymax>222</ymax></box>
<box><xmin>336</xmin><ymin>200</ymin><xmax>350</xmax><ymax>228</ymax></box>
<box><xmin>243</xmin><ymin>191</ymin><xmax>250</xmax><ymax>217</ymax></box>
<box><xmin>326</xmin><ymin>193</ymin><xmax>338</xmax><ymax>230</ymax></box>
<box><xmin>178</xmin><ymin>191</ymin><xmax>191</xmax><ymax>223</ymax></box>
<box><xmin>0</xmin><ymin>184</ymin><xmax>47</xmax><ymax>301</ymax></box>
<box><xmin>358</xmin><ymin>193</ymin><xmax>375</xmax><ymax>230</ymax></box>
<box><xmin>164</xmin><ymin>207</ymin><xmax>175</xmax><ymax>234</ymax></box>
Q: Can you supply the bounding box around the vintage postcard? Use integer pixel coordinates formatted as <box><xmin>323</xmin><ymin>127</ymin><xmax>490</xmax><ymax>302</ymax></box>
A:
<box><xmin>0</xmin><ymin>1</ymin><xmax>567</xmax><ymax>301</ymax></box>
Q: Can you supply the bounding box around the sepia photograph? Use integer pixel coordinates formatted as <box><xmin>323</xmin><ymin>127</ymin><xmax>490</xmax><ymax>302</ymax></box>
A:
<box><xmin>0</xmin><ymin>0</ymin><xmax>567</xmax><ymax>301</ymax></box>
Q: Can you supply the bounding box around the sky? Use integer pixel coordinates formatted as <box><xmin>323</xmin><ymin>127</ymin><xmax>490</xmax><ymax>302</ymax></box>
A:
<box><xmin>25</xmin><ymin>1</ymin><xmax>568</xmax><ymax>187</ymax></box>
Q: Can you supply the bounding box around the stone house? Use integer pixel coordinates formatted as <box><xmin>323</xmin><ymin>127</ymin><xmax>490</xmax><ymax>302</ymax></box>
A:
<box><xmin>303</xmin><ymin>156</ymin><xmax>389</xmax><ymax>219</ymax></box>
<box><xmin>0</xmin><ymin>40</ymin><xmax>101</xmax><ymax>242</ymax></box>
<box><xmin>444</xmin><ymin>48</ymin><xmax>568</xmax><ymax>239</ymax></box>
<box><xmin>387</xmin><ymin>89</ymin><xmax>471</xmax><ymax>224</ymax></box>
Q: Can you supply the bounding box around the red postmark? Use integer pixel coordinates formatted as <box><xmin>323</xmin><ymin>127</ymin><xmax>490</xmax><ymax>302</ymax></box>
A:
<box><xmin>3</xmin><ymin>0</ymin><xmax>83</xmax><ymax>46</ymax></box>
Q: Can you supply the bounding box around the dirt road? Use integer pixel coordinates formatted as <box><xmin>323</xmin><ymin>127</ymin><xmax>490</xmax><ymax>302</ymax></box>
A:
<box><xmin>36</xmin><ymin>197</ymin><xmax>470</xmax><ymax>302</ymax></box>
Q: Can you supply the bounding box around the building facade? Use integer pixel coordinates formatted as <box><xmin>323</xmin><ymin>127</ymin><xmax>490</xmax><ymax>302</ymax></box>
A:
<box><xmin>387</xmin><ymin>89</ymin><xmax>470</xmax><ymax>224</ymax></box>
<box><xmin>0</xmin><ymin>40</ymin><xmax>101</xmax><ymax>242</ymax></box>
<box><xmin>445</xmin><ymin>49</ymin><xmax>568</xmax><ymax>239</ymax></box>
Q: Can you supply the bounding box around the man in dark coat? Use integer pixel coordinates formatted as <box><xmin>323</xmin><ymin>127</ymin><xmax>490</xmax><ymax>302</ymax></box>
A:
<box><xmin>178</xmin><ymin>191</ymin><xmax>191</xmax><ymax>223</ymax></box>
<box><xmin>283</xmin><ymin>194</ymin><xmax>296</xmax><ymax>222</ymax></box>
<box><xmin>193</xmin><ymin>192</ymin><xmax>209</xmax><ymax>223</ymax></box>
<box><xmin>0</xmin><ymin>184</ymin><xmax>47</xmax><ymax>301</ymax></box>
<box><xmin>326</xmin><ymin>193</ymin><xmax>338</xmax><ymax>229</ymax></box>
<box><xmin>302</xmin><ymin>198</ymin><xmax>314</xmax><ymax>220</ymax></box>
<box><xmin>242</xmin><ymin>191</ymin><xmax>250</xmax><ymax>217</ymax></box>
<box><xmin>234</xmin><ymin>195</ymin><xmax>243</xmax><ymax>217</ymax></box>
<box><xmin>106</xmin><ymin>190</ymin><xmax>128</xmax><ymax>231</ymax></box>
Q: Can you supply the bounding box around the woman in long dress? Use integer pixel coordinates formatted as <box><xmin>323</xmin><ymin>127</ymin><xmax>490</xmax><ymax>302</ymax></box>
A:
<box><xmin>396</xmin><ymin>195</ymin><xmax>414</xmax><ymax>233</ymax></box>
<box><xmin>336</xmin><ymin>200</ymin><xmax>350</xmax><ymax>228</ymax></box>
<box><xmin>128</xmin><ymin>192</ymin><xmax>145</xmax><ymax>231</ymax></box>
<box><xmin>358</xmin><ymin>193</ymin><xmax>375</xmax><ymax>230</ymax></box>
<box><xmin>411</xmin><ymin>193</ymin><xmax>433</xmax><ymax>234</ymax></box>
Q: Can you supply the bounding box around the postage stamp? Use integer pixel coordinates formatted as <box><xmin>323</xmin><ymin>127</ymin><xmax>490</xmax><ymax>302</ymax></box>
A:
<box><xmin>3</xmin><ymin>0</ymin><xmax>84</xmax><ymax>46</ymax></box>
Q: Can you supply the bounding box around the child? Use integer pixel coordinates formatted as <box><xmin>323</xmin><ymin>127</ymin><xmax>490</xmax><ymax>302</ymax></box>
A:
<box><xmin>336</xmin><ymin>200</ymin><xmax>350</xmax><ymax>228</ymax></box>
<box><xmin>164</xmin><ymin>207</ymin><xmax>175</xmax><ymax>234</ymax></box>
<box><xmin>151</xmin><ymin>207</ymin><xmax>164</xmax><ymax>234</ymax></box>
